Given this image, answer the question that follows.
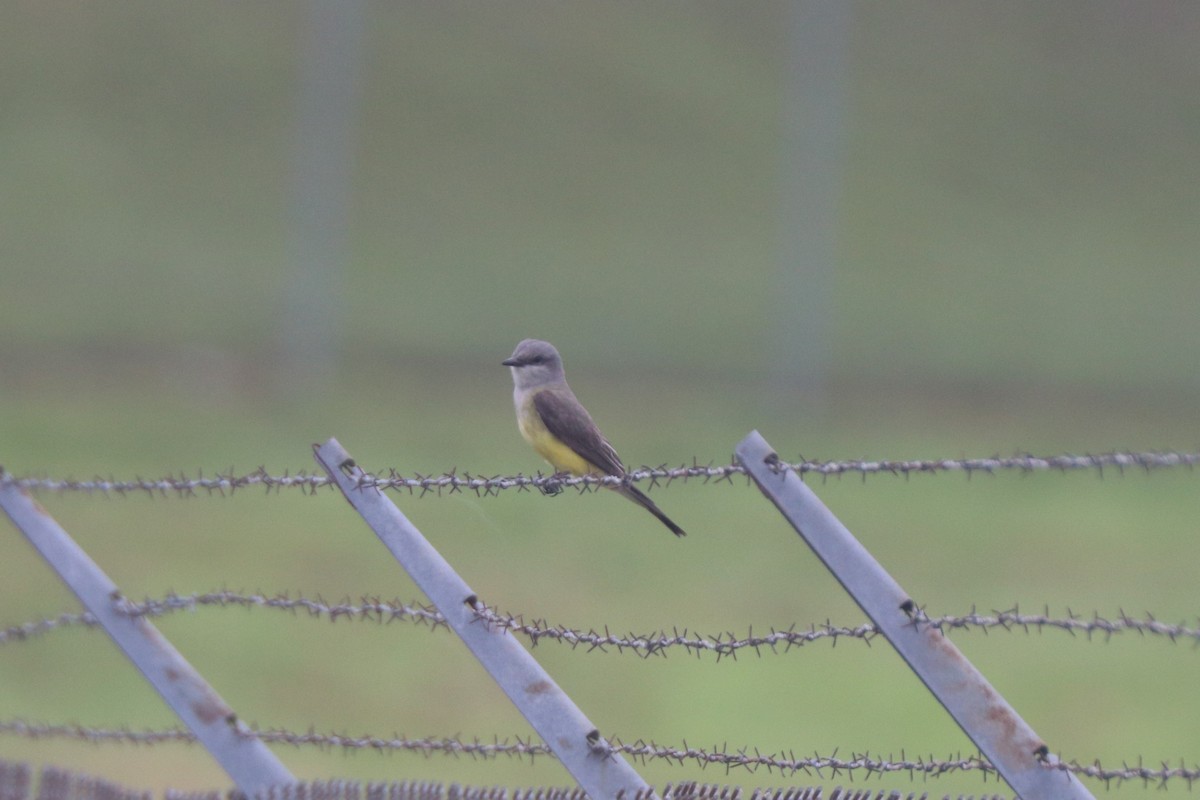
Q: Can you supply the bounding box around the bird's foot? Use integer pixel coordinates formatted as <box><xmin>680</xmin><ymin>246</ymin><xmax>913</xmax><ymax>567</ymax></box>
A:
<box><xmin>539</xmin><ymin>473</ymin><xmax>569</xmax><ymax>496</ymax></box>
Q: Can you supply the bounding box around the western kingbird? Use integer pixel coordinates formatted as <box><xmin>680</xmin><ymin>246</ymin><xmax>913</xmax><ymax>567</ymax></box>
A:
<box><xmin>503</xmin><ymin>338</ymin><xmax>686</xmax><ymax>537</ymax></box>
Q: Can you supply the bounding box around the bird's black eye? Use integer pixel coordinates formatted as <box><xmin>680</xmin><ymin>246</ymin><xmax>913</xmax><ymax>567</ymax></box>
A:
<box><xmin>530</xmin><ymin>355</ymin><xmax>544</xmax><ymax>364</ymax></box>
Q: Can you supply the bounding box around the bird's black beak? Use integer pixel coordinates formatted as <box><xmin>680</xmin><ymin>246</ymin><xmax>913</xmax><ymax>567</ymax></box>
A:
<box><xmin>502</xmin><ymin>357</ymin><xmax>521</xmax><ymax>367</ymax></box>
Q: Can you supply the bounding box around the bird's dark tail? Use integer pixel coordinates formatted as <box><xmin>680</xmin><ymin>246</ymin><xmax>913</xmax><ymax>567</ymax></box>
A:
<box><xmin>616</xmin><ymin>483</ymin><xmax>686</xmax><ymax>537</ymax></box>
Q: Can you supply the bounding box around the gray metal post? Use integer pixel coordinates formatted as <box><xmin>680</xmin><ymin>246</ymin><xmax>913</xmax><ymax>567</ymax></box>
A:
<box><xmin>280</xmin><ymin>0</ymin><xmax>367</xmax><ymax>389</ymax></box>
<box><xmin>313</xmin><ymin>439</ymin><xmax>652</xmax><ymax>800</ymax></box>
<box><xmin>0</xmin><ymin>475</ymin><xmax>295</xmax><ymax>795</ymax></box>
<box><xmin>774</xmin><ymin>0</ymin><xmax>851</xmax><ymax>396</ymax></box>
<box><xmin>735</xmin><ymin>431</ymin><xmax>1094</xmax><ymax>800</ymax></box>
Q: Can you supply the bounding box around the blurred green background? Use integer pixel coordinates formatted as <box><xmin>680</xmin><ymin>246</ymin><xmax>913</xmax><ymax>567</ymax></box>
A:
<box><xmin>1</xmin><ymin>2</ymin><xmax>1198</xmax><ymax>797</ymax></box>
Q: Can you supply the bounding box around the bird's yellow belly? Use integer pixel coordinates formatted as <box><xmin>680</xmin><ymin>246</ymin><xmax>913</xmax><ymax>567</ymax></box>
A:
<box><xmin>517</xmin><ymin>401</ymin><xmax>595</xmax><ymax>476</ymax></box>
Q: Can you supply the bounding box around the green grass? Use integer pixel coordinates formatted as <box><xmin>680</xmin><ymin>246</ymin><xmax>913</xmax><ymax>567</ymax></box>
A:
<box><xmin>2</xmin><ymin>4</ymin><xmax>1199</xmax><ymax>385</ymax></box>
<box><xmin>2</xmin><ymin>371</ymin><xmax>1197</xmax><ymax>796</ymax></box>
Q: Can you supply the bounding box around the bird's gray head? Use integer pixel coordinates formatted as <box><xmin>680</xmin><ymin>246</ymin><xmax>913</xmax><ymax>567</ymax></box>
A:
<box><xmin>503</xmin><ymin>338</ymin><xmax>566</xmax><ymax>390</ymax></box>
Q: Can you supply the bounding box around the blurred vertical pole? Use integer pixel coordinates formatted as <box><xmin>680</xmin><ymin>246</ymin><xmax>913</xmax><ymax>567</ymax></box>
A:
<box><xmin>774</xmin><ymin>1</ymin><xmax>852</xmax><ymax>398</ymax></box>
<box><xmin>280</xmin><ymin>0</ymin><xmax>367</xmax><ymax>390</ymax></box>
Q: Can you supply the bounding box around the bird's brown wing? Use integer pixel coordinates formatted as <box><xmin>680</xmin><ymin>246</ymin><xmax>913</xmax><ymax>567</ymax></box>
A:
<box><xmin>533</xmin><ymin>388</ymin><xmax>625</xmax><ymax>476</ymax></box>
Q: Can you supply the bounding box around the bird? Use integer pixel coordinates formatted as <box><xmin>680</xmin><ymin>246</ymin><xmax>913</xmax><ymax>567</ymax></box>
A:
<box><xmin>503</xmin><ymin>338</ymin><xmax>686</xmax><ymax>537</ymax></box>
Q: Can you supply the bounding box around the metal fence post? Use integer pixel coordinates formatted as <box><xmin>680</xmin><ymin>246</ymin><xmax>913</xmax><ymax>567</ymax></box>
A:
<box><xmin>313</xmin><ymin>438</ymin><xmax>652</xmax><ymax>800</ymax></box>
<box><xmin>0</xmin><ymin>473</ymin><xmax>295</xmax><ymax>795</ymax></box>
<box><xmin>735</xmin><ymin>431</ymin><xmax>1094</xmax><ymax>800</ymax></box>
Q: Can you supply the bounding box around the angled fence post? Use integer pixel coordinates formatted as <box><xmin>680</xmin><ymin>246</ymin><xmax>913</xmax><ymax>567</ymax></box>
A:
<box><xmin>0</xmin><ymin>472</ymin><xmax>295</xmax><ymax>795</ymax></box>
<box><xmin>735</xmin><ymin>431</ymin><xmax>1094</xmax><ymax>800</ymax></box>
<box><xmin>313</xmin><ymin>438</ymin><xmax>652</xmax><ymax>800</ymax></box>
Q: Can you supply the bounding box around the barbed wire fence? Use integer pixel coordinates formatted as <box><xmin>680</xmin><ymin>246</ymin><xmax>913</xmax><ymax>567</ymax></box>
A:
<box><xmin>2</xmin><ymin>599</ymin><xmax>1198</xmax><ymax>788</ymax></box>
<box><xmin>0</xmin><ymin>757</ymin><xmax>1026</xmax><ymax>800</ymax></box>
<box><xmin>10</xmin><ymin>449</ymin><xmax>1199</xmax><ymax>498</ymax></box>
<box><xmin>5</xmin><ymin>592</ymin><xmax>1200</xmax><ymax>656</ymax></box>
<box><xmin>2</xmin><ymin>442</ymin><xmax>1199</xmax><ymax>800</ymax></box>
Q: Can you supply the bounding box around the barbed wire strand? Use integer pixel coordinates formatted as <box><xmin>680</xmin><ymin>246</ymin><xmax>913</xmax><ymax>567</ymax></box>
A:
<box><xmin>0</xmin><ymin>760</ymin><xmax>1014</xmax><ymax>800</ymax></box>
<box><xmin>5</xmin><ymin>449</ymin><xmax>1199</xmax><ymax>498</ymax></box>
<box><xmin>0</xmin><ymin>720</ymin><xmax>1000</xmax><ymax>777</ymax></box>
<box><xmin>3</xmin><ymin>592</ymin><xmax>1197</xmax><ymax>655</ymax></box>
<box><xmin>0</xmin><ymin>721</ymin><xmax>1195</xmax><ymax>788</ymax></box>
